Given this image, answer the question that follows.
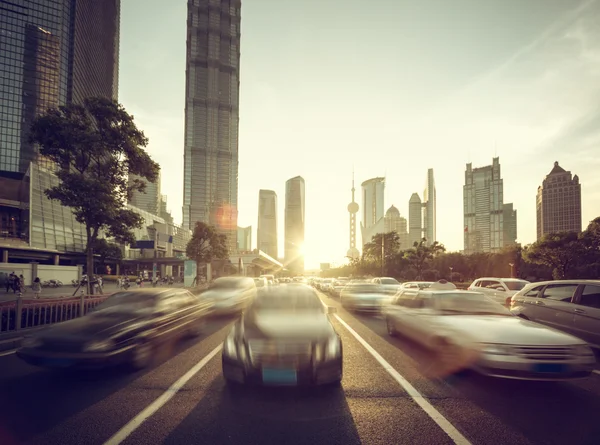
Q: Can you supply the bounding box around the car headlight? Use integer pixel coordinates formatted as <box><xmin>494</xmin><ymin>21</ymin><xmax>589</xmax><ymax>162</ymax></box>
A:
<box><xmin>83</xmin><ymin>340</ymin><xmax>114</xmax><ymax>352</ymax></box>
<box><xmin>223</xmin><ymin>334</ymin><xmax>238</xmax><ymax>359</ymax></box>
<box><xmin>573</xmin><ymin>344</ymin><xmax>595</xmax><ymax>356</ymax></box>
<box><xmin>480</xmin><ymin>343</ymin><xmax>513</xmax><ymax>355</ymax></box>
<box><xmin>325</xmin><ymin>336</ymin><xmax>341</xmax><ymax>360</ymax></box>
<box><xmin>22</xmin><ymin>337</ymin><xmax>42</xmax><ymax>349</ymax></box>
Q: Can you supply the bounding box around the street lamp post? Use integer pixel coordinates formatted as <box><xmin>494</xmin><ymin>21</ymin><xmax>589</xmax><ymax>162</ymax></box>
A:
<box><xmin>381</xmin><ymin>235</ymin><xmax>385</xmax><ymax>276</ymax></box>
<box><xmin>509</xmin><ymin>263</ymin><xmax>514</xmax><ymax>278</ymax></box>
<box><xmin>449</xmin><ymin>266</ymin><xmax>453</xmax><ymax>282</ymax></box>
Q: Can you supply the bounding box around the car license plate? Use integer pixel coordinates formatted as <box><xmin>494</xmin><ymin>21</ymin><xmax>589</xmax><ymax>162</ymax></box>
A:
<box><xmin>262</xmin><ymin>368</ymin><xmax>297</xmax><ymax>385</ymax></box>
<box><xmin>43</xmin><ymin>358</ymin><xmax>74</xmax><ymax>367</ymax></box>
<box><xmin>533</xmin><ymin>363</ymin><xmax>566</xmax><ymax>373</ymax></box>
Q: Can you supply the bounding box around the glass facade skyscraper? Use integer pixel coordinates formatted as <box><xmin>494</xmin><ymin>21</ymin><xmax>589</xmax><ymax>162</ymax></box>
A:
<box><xmin>0</xmin><ymin>0</ymin><xmax>120</xmax><ymax>252</ymax></box>
<box><xmin>257</xmin><ymin>189</ymin><xmax>277</xmax><ymax>259</ymax></box>
<box><xmin>182</xmin><ymin>0</ymin><xmax>242</xmax><ymax>254</ymax></box>
<box><xmin>284</xmin><ymin>176</ymin><xmax>305</xmax><ymax>274</ymax></box>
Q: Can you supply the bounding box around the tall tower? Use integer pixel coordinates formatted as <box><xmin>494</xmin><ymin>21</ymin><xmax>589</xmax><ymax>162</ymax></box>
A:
<box><xmin>182</xmin><ymin>0</ymin><xmax>241</xmax><ymax>253</ymax></box>
<box><xmin>408</xmin><ymin>193</ymin><xmax>423</xmax><ymax>247</ymax></box>
<box><xmin>257</xmin><ymin>189</ymin><xmax>278</xmax><ymax>259</ymax></box>
<box><xmin>423</xmin><ymin>168</ymin><xmax>436</xmax><ymax>245</ymax></box>
<box><xmin>347</xmin><ymin>171</ymin><xmax>359</xmax><ymax>259</ymax></box>
<box><xmin>284</xmin><ymin>176</ymin><xmax>305</xmax><ymax>274</ymax></box>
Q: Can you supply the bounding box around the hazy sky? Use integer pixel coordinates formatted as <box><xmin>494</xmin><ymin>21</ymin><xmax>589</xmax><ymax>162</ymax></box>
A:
<box><xmin>119</xmin><ymin>0</ymin><xmax>600</xmax><ymax>269</ymax></box>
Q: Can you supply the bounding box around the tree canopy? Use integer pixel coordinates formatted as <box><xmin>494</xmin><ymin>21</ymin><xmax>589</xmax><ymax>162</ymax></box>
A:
<box><xmin>30</xmin><ymin>97</ymin><xmax>159</xmax><ymax>289</ymax></box>
<box><xmin>186</xmin><ymin>221</ymin><xmax>229</xmax><ymax>267</ymax></box>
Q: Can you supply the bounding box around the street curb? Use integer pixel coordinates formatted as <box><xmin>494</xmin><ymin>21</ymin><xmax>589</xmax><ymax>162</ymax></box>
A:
<box><xmin>0</xmin><ymin>327</ymin><xmax>43</xmax><ymax>352</ymax></box>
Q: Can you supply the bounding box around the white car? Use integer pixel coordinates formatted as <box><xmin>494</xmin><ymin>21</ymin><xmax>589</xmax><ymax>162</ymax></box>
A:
<box><xmin>384</xmin><ymin>289</ymin><xmax>596</xmax><ymax>381</ymax></box>
<box><xmin>372</xmin><ymin>277</ymin><xmax>402</xmax><ymax>295</ymax></box>
<box><xmin>201</xmin><ymin>277</ymin><xmax>257</xmax><ymax>315</ymax></box>
<box><xmin>468</xmin><ymin>277</ymin><xmax>530</xmax><ymax>306</ymax></box>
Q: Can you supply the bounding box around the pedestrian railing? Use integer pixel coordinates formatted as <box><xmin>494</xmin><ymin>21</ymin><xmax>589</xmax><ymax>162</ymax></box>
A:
<box><xmin>0</xmin><ymin>294</ymin><xmax>109</xmax><ymax>334</ymax></box>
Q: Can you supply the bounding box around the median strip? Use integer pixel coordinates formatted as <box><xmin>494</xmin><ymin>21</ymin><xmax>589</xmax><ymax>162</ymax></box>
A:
<box><xmin>103</xmin><ymin>344</ymin><xmax>222</xmax><ymax>445</ymax></box>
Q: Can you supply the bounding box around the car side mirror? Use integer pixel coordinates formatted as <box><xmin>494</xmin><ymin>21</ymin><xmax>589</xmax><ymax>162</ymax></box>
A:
<box><xmin>327</xmin><ymin>306</ymin><xmax>337</xmax><ymax>314</ymax></box>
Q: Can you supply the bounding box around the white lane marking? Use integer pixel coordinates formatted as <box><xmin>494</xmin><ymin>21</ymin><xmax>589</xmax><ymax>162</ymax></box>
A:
<box><xmin>0</xmin><ymin>349</ymin><xmax>16</xmax><ymax>357</ymax></box>
<box><xmin>593</xmin><ymin>370</ymin><xmax>600</xmax><ymax>376</ymax></box>
<box><xmin>333</xmin><ymin>314</ymin><xmax>472</xmax><ymax>445</ymax></box>
<box><xmin>103</xmin><ymin>344</ymin><xmax>222</xmax><ymax>445</ymax></box>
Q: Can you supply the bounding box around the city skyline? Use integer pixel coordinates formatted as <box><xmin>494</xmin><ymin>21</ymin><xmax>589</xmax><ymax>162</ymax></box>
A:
<box><xmin>117</xmin><ymin>0</ymin><xmax>600</xmax><ymax>268</ymax></box>
<box><xmin>256</xmin><ymin>189</ymin><xmax>278</xmax><ymax>259</ymax></box>
<box><xmin>284</xmin><ymin>176</ymin><xmax>305</xmax><ymax>274</ymax></box>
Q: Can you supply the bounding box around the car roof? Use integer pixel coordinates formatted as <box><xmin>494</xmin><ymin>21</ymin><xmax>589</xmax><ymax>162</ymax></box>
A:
<box><xmin>475</xmin><ymin>277</ymin><xmax>528</xmax><ymax>281</ymax></box>
<box><xmin>521</xmin><ymin>279</ymin><xmax>600</xmax><ymax>287</ymax></box>
<box><xmin>419</xmin><ymin>289</ymin><xmax>485</xmax><ymax>297</ymax></box>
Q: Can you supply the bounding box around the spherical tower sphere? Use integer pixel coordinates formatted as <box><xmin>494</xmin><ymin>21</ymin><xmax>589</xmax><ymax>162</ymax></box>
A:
<box><xmin>347</xmin><ymin>202</ymin><xmax>359</xmax><ymax>213</ymax></box>
<box><xmin>346</xmin><ymin>247</ymin><xmax>360</xmax><ymax>259</ymax></box>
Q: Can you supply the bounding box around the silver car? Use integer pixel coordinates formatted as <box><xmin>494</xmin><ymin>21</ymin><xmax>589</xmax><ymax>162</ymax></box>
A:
<box><xmin>385</xmin><ymin>289</ymin><xmax>596</xmax><ymax>380</ymax></box>
<box><xmin>510</xmin><ymin>280</ymin><xmax>600</xmax><ymax>349</ymax></box>
<box><xmin>341</xmin><ymin>283</ymin><xmax>389</xmax><ymax>313</ymax></box>
<box><xmin>201</xmin><ymin>277</ymin><xmax>257</xmax><ymax>315</ymax></box>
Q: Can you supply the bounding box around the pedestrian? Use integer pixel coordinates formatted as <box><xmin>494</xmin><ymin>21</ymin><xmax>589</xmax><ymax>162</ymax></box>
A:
<box><xmin>6</xmin><ymin>272</ymin><xmax>14</xmax><ymax>293</ymax></box>
<box><xmin>32</xmin><ymin>277</ymin><xmax>42</xmax><ymax>299</ymax></box>
<box><xmin>97</xmin><ymin>276</ymin><xmax>103</xmax><ymax>294</ymax></box>
<box><xmin>13</xmin><ymin>274</ymin><xmax>20</xmax><ymax>294</ymax></box>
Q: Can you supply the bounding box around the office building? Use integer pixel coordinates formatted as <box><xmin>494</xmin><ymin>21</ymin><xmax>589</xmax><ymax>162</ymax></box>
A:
<box><xmin>408</xmin><ymin>193</ymin><xmax>422</xmax><ymax>247</ymax></box>
<box><xmin>284</xmin><ymin>176</ymin><xmax>305</xmax><ymax>274</ymax></box>
<box><xmin>360</xmin><ymin>177</ymin><xmax>385</xmax><ymax>247</ymax></box>
<box><xmin>464</xmin><ymin>157</ymin><xmax>516</xmax><ymax>253</ymax></box>
<box><xmin>536</xmin><ymin>161</ymin><xmax>582</xmax><ymax>239</ymax></box>
<box><xmin>237</xmin><ymin>226</ymin><xmax>251</xmax><ymax>252</ymax></box>
<box><xmin>423</xmin><ymin>168</ymin><xmax>436</xmax><ymax>245</ymax></box>
<box><xmin>129</xmin><ymin>172</ymin><xmax>161</xmax><ymax>215</ymax></box>
<box><xmin>503</xmin><ymin>203</ymin><xmax>517</xmax><ymax>246</ymax></box>
<box><xmin>182</xmin><ymin>0</ymin><xmax>242</xmax><ymax>254</ymax></box>
<box><xmin>158</xmin><ymin>195</ymin><xmax>174</xmax><ymax>224</ymax></box>
<box><xmin>257</xmin><ymin>190</ymin><xmax>278</xmax><ymax>259</ymax></box>
<box><xmin>384</xmin><ymin>205</ymin><xmax>409</xmax><ymax>249</ymax></box>
<box><xmin>346</xmin><ymin>172</ymin><xmax>360</xmax><ymax>259</ymax></box>
<box><xmin>0</xmin><ymin>0</ymin><xmax>120</xmax><ymax>254</ymax></box>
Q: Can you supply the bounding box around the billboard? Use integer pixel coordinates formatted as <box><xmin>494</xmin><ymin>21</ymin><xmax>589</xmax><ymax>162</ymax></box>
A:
<box><xmin>184</xmin><ymin>260</ymin><xmax>197</xmax><ymax>287</ymax></box>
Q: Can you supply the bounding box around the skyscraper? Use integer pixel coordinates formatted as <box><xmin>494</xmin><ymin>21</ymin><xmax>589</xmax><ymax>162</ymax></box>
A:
<box><xmin>536</xmin><ymin>161</ymin><xmax>582</xmax><ymax>239</ymax></box>
<box><xmin>384</xmin><ymin>205</ymin><xmax>409</xmax><ymax>249</ymax></box>
<box><xmin>408</xmin><ymin>193</ymin><xmax>422</xmax><ymax>247</ymax></box>
<box><xmin>360</xmin><ymin>177</ymin><xmax>385</xmax><ymax>247</ymax></box>
<box><xmin>182</xmin><ymin>0</ymin><xmax>242</xmax><ymax>253</ymax></box>
<box><xmin>423</xmin><ymin>168</ymin><xmax>436</xmax><ymax>245</ymax></box>
<box><xmin>257</xmin><ymin>189</ymin><xmax>278</xmax><ymax>258</ymax></box>
<box><xmin>129</xmin><ymin>172</ymin><xmax>161</xmax><ymax>215</ymax></box>
<box><xmin>1</xmin><ymin>0</ymin><xmax>120</xmax><ymax>176</ymax></box>
<box><xmin>284</xmin><ymin>176</ymin><xmax>305</xmax><ymax>274</ymax></box>
<box><xmin>346</xmin><ymin>172</ymin><xmax>359</xmax><ymax>259</ymax></box>
<box><xmin>503</xmin><ymin>203</ymin><xmax>517</xmax><ymax>246</ymax></box>
<box><xmin>237</xmin><ymin>225</ymin><xmax>251</xmax><ymax>252</ymax></box>
<box><xmin>464</xmin><ymin>157</ymin><xmax>515</xmax><ymax>253</ymax></box>
<box><xmin>0</xmin><ymin>0</ymin><xmax>120</xmax><ymax>251</ymax></box>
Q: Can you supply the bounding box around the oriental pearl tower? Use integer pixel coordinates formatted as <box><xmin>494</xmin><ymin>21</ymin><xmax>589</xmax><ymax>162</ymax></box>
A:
<box><xmin>347</xmin><ymin>171</ymin><xmax>360</xmax><ymax>259</ymax></box>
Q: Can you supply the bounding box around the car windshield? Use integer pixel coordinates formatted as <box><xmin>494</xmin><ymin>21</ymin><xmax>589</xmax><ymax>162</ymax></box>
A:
<box><xmin>212</xmin><ymin>279</ymin><xmax>243</xmax><ymax>289</ymax></box>
<box><xmin>504</xmin><ymin>281</ymin><xmax>529</xmax><ymax>291</ymax></box>
<box><xmin>434</xmin><ymin>292</ymin><xmax>512</xmax><ymax>316</ymax></box>
<box><xmin>380</xmin><ymin>278</ymin><xmax>400</xmax><ymax>285</ymax></box>
<box><xmin>253</xmin><ymin>291</ymin><xmax>322</xmax><ymax>311</ymax></box>
<box><xmin>94</xmin><ymin>291</ymin><xmax>157</xmax><ymax>314</ymax></box>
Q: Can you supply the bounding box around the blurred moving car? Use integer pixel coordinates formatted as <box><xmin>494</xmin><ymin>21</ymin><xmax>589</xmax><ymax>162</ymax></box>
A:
<box><xmin>371</xmin><ymin>277</ymin><xmax>402</xmax><ymax>295</ymax></box>
<box><xmin>468</xmin><ymin>277</ymin><xmax>530</xmax><ymax>306</ymax></box>
<box><xmin>384</xmin><ymin>288</ymin><xmax>596</xmax><ymax>380</ymax></box>
<box><xmin>201</xmin><ymin>277</ymin><xmax>257</xmax><ymax>315</ymax></box>
<box><xmin>17</xmin><ymin>289</ymin><xmax>212</xmax><ymax>370</ymax></box>
<box><xmin>320</xmin><ymin>278</ymin><xmax>334</xmax><ymax>293</ymax></box>
<box><xmin>260</xmin><ymin>274</ymin><xmax>276</xmax><ymax>286</ymax></box>
<box><xmin>399</xmin><ymin>281</ymin><xmax>435</xmax><ymax>291</ymax></box>
<box><xmin>222</xmin><ymin>286</ymin><xmax>342</xmax><ymax>386</ymax></box>
<box><xmin>510</xmin><ymin>280</ymin><xmax>600</xmax><ymax>349</ymax></box>
<box><xmin>341</xmin><ymin>282</ymin><xmax>389</xmax><ymax>313</ymax></box>
<box><xmin>330</xmin><ymin>278</ymin><xmax>350</xmax><ymax>297</ymax></box>
<box><xmin>254</xmin><ymin>277</ymin><xmax>268</xmax><ymax>288</ymax></box>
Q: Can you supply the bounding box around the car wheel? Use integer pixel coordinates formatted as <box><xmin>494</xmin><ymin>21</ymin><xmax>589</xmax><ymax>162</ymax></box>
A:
<box><xmin>130</xmin><ymin>341</ymin><xmax>153</xmax><ymax>370</ymax></box>
<box><xmin>189</xmin><ymin>318</ymin><xmax>206</xmax><ymax>337</ymax></box>
<box><xmin>386</xmin><ymin>317</ymin><xmax>396</xmax><ymax>337</ymax></box>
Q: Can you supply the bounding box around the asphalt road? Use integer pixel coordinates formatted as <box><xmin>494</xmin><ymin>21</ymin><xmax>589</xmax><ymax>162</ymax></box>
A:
<box><xmin>1</xmin><ymin>287</ymin><xmax>600</xmax><ymax>445</ymax></box>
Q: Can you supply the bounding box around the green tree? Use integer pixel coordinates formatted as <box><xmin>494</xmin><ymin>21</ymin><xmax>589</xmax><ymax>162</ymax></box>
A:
<box><xmin>186</xmin><ymin>222</ymin><xmax>229</xmax><ymax>279</ymax></box>
<box><xmin>523</xmin><ymin>232</ymin><xmax>585</xmax><ymax>279</ymax></box>
<box><xmin>92</xmin><ymin>238</ymin><xmax>123</xmax><ymax>274</ymax></box>
<box><xmin>362</xmin><ymin>232</ymin><xmax>401</xmax><ymax>262</ymax></box>
<box><xmin>404</xmin><ymin>238</ymin><xmax>446</xmax><ymax>280</ymax></box>
<box><xmin>30</xmin><ymin>97</ymin><xmax>159</xmax><ymax>293</ymax></box>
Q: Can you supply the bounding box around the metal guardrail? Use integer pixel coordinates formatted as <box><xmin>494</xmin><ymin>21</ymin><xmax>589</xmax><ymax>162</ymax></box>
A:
<box><xmin>0</xmin><ymin>295</ymin><xmax>109</xmax><ymax>334</ymax></box>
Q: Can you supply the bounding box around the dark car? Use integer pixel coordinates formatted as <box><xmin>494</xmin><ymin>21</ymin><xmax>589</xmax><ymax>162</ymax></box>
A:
<box><xmin>16</xmin><ymin>288</ymin><xmax>212</xmax><ymax>370</ymax></box>
<box><xmin>222</xmin><ymin>286</ymin><xmax>343</xmax><ymax>386</ymax></box>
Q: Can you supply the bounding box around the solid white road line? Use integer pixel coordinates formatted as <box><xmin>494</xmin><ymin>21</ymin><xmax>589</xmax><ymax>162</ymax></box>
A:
<box><xmin>0</xmin><ymin>349</ymin><xmax>16</xmax><ymax>357</ymax></box>
<box><xmin>333</xmin><ymin>314</ymin><xmax>472</xmax><ymax>445</ymax></box>
<box><xmin>103</xmin><ymin>344</ymin><xmax>222</xmax><ymax>445</ymax></box>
